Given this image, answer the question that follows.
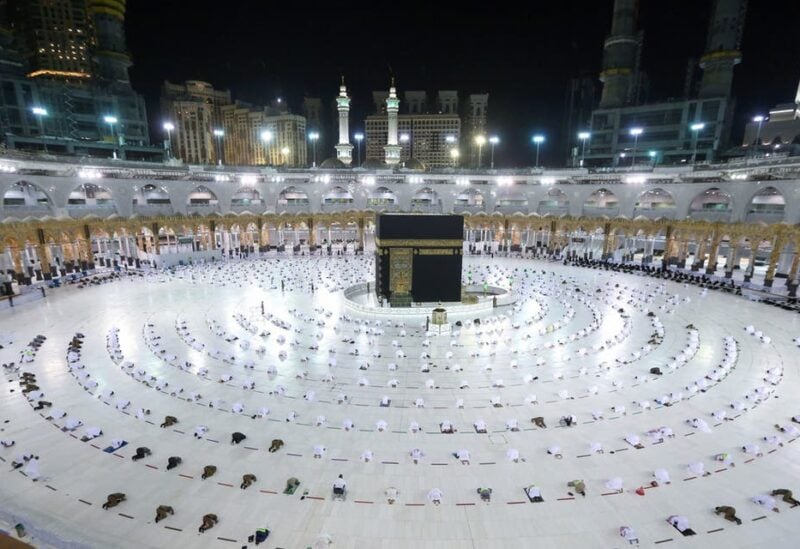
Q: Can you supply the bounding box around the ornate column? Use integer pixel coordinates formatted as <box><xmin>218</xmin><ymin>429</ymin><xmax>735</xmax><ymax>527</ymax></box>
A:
<box><xmin>723</xmin><ymin>240</ymin><xmax>738</xmax><ymax>278</ymax></box>
<box><xmin>763</xmin><ymin>231</ymin><xmax>786</xmax><ymax>288</ymax></box>
<box><xmin>785</xmin><ymin>247</ymin><xmax>799</xmax><ymax>297</ymax></box>
<box><xmin>692</xmin><ymin>237</ymin><xmax>706</xmax><ymax>271</ymax></box>
<box><xmin>308</xmin><ymin>217</ymin><xmax>316</xmax><ymax>248</ymax></box>
<box><xmin>744</xmin><ymin>239</ymin><xmax>759</xmax><ymax>282</ymax></box>
<box><xmin>705</xmin><ymin>229</ymin><xmax>722</xmax><ymax>275</ymax></box>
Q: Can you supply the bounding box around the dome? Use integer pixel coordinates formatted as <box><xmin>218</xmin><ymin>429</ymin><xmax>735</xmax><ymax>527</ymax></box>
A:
<box><xmin>319</xmin><ymin>157</ymin><xmax>346</xmax><ymax>169</ymax></box>
<box><xmin>401</xmin><ymin>158</ymin><xmax>426</xmax><ymax>171</ymax></box>
<box><xmin>362</xmin><ymin>158</ymin><xmax>386</xmax><ymax>169</ymax></box>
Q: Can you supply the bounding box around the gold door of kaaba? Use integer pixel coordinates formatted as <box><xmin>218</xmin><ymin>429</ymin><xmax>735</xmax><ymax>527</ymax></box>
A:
<box><xmin>389</xmin><ymin>247</ymin><xmax>412</xmax><ymax>294</ymax></box>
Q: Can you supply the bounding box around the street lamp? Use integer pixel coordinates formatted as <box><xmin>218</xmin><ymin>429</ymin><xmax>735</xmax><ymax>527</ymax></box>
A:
<box><xmin>475</xmin><ymin>135</ymin><xmax>486</xmax><ymax>168</ymax></box>
<box><xmin>689</xmin><ymin>122</ymin><xmax>705</xmax><ymax>164</ymax></box>
<box><xmin>532</xmin><ymin>134</ymin><xmax>545</xmax><ymax>168</ymax></box>
<box><xmin>354</xmin><ymin>132</ymin><xmax>364</xmax><ymax>166</ymax></box>
<box><xmin>629</xmin><ymin>127</ymin><xmax>643</xmax><ymax>166</ymax></box>
<box><xmin>489</xmin><ymin>136</ymin><xmax>499</xmax><ymax>169</ymax></box>
<box><xmin>308</xmin><ymin>131</ymin><xmax>320</xmax><ymax>168</ymax></box>
<box><xmin>578</xmin><ymin>131</ymin><xmax>590</xmax><ymax>167</ymax></box>
<box><xmin>260</xmin><ymin>129</ymin><xmax>273</xmax><ymax>165</ymax></box>
<box><xmin>104</xmin><ymin>115</ymin><xmax>118</xmax><ymax>159</ymax></box>
<box><xmin>213</xmin><ymin>128</ymin><xmax>224</xmax><ymax>166</ymax></box>
<box><xmin>31</xmin><ymin>106</ymin><xmax>48</xmax><ymax>153</ymax></box>
<box><xmin>450</xmin><ymin>148</ymin><xmax>460</xmax><ymax>168</ymax></box>
<box><xmin>752</xmin><ymin>115</ymin><xmax>765</xmax><ymax>159</ymax></box>
<box><xmin>280</xmin><ymin>146</ymin><xmax>290</xmax><ymax>166</ymax></box>
<box><xmin>163</xmin><ymin>122</ymin><xmax>174</xmax><ymax>160</ymax></box>
<box><xmin>648</xmin><ymin>150</ymin><xmax>658</xmax><ymax>167</ymax></box>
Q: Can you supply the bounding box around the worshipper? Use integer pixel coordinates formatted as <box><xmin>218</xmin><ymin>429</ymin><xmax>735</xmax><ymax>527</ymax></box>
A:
<box><xmin>427</xmin><ymin>488</ymin><xmax>443</xmax><ymax>505</ymax></box>
<box><xmin>410</xmin><ymin>448</ymin><xmax>425</xmax><ymax>464</ymax></box>
<box><xmin>332</xmin><ymin>475</ymin><xmax>347</xmax><ymax>499</ymax></box>
<box><xmin>559</xmin><ymin>414</ymin><xmax>577</xmax><ymax>427</ymax></box>
<box><xmin>409</xmin><ymin>421</ymin><xmax>421</xmax><ymax>433</ymax></box>
<box><xmin>313</xmin><ymin>445</ymin><xmax>326</xmax><ymax>459</ymax></box>
<box><xmin>231</xmin><ymin>402</ymin><xmax>244</xmax><ymax>414</ymax></box>
<box><xmin>506</xmin><ymin>448</ymin><xmax>521</xmax><ymax>463</ymax></box>
<box><xmin>316</xmin><ymin>415</ymin><xmax>327</xmax><ymax>427</ymax></box>
<box><xmin>63</xmin><ymin>417</ymin><xmax>83</xmax><ymax>431</ymax></box>
<box><xmin>240</xmin><ymin>474</ymin><xmax>257</xmax><ymax>490</ymax></box>
<box><xmin>776</xmin><ymin>424</ymin><xmax>800</xmax><ymax>437</ymax></box>
<box><xmin>474</xmin><ymin>419</ymin><xmax>487</xmax><ymax>433</ymax></box>
<box><xmin>742</xmin><ymin>443</ymin><xmax>763</xmax><ymax>457</ymax></box>
<box><xmin>531</xmin><ymin>417</ymin><xmax>546</xmax><ymax>428</ymax></box>
<box><xmin>11</xmin><ymin>452</ymin><xmax>34</xmax><ymax>469</ymax></box>
<box><xmin>284</xmin><ymin>478</ymin><xmax>301</xmax><ymax>495</ymax></box>
<box><xmin>772</xmin><ymin>489</ymin><xmax>800</xmax><ymax>507</ymax></box>
<box><xmin>625</xmin><ymin>434</ymin><xmax>644</xmax><ymax>449</ymax></box>
<box><xmin>360</xmin><ymin>450</ymin><xmax>374</xmax><ymax>463</ymax></box>
<box><xmin>477</xmin><ymin>487</ymin><xmax>492</xmax><ymax>502</ymax></box>
<box><xmin>199</xmin><ymin>514</ymin><xmax>218</xmax><ymax>533</ymax></box>
<box><xmin>252</xmin><ymin>407</ymin><xmax>270</xmax><ymax>420</ymax></box>
<box><xmin>752</xmin><ymin>494</ymin><xmax>781</xmax><ymax>513</ymax></box>
<box><xmin>131</xmin><ymin>446</ymin><xmax>152</xmax><ymax>461</ymax></box>
<box><xmin>385</xmin><ymin>487</ymin><xmax>399</xmax><ymax>504</ymax></box>
<box><xmin>22</xmin><ymin>455</ymin><xmax>40</xmax><ymax>480</ymax></box>
<box><xmin>285</xmin><ymin>411</ymin><xmax>297</xmax><ymax>422</ymax></box>
<box><xmin>166</xmin><ymin>456</ymin><xmax>182</xmax><ymax>470</ymax></box>
<box><xmin>654</xmin><ymin>468</ymin><xmax>671</xmax><ymax>485</ymax></box>
<box><xmin>567</xmin><ymin>479</ymin><xmax>586</xmax><ymax>497</ymax></box>
<box><xmin>201</xmin><ymin>465</ymin><xmax>217</xmax><ymax>480</ymax></box>
<box><xmin>0</xmin><ymin>439</ymin><xmax>14</xmax><ymax>448</ymax></box>
<box><xmin>667</xmin><ymin>515</ymin><xmax>696</xmax><ymax>536</ymax></box>
<box><xmin>231</xmin><ymin>432</ymin><xmax>246</xmax><ymax>445</ymax></box>
<box><xmin>505</xmin><ymin>418</ymin><xmax>519</xmax><ymax>432</ymax></box>
<box><xmin>160</xmin><ymin>416</ymin><xmax>178</xmax><ymax>428</ymax></box>
<box><xmin>152</xmin><ymin>505</ymin><xmax>175</xmax><ymax>524</ymax></box>
<box><xmin>714</xmin><ymin>506</ymin><xmax>742</xmax><ymax>525</ymax></box>
<box><xmin>524</xmin><ymin>485</ymin><xmax>544</xmax><ymax>502</ymax></box>
<box><xmin>268</xmin><ymin>439</ymin><xmax>284</xmax><ymax>453</ymax></box>
<box><xmin>379</xmin><ymin>396</ymin><xmax>391</xmax><ymax>407</ymax></box>
<box><xmin>342</xmin><ymin>419</ymin><xmax>355</xmax><ymax>431</ymax></box>
<box><xmin>455</xmin><ymin>449</ymin><xmax>471</xmax><ymax>465</ymax></box>
<box><xmin>102</xmin><ymin>493</ymin><xmax>126</xmax><ymax>510</ymax></box>
<box><xmin>81</xmin><ymin>427</ymin><xmax>103</xmax><ymax>442</ymax></box>
<box><xmin>440</xmin><ymin>420</ymin><xmax>455</xmax><ymax>434</ymax></box>
<box><xmin>619</xmin><ymin>526</ymin><xmax>639</xmax><ymax>544</ymax></box>
<box><xmin>715</xmin><ymin>453</ymin><xmax>735</xmax><ymax>467</ymax></box>
<box><xmin>376</xmin><ymin>420</ymin><xmax>388</xmax><ymax>432</ymax></box>
<box><xmin>687</xmin><ymin>461</ymin><xmax>710</xmax><ymax>477</ymax></box>
<box><xmin>605</xmin><ymin>477</ymin><xmax>624</xmax><ymax>493</ymax></box>
<box><xmin>194</xmin><ymin>425</ymin><xmax>209</xmax><ymax>439</ymax></box>
<box><xmin>547</xmin><ymin>445</ymin><xmax>563</xmax><ymax>459</ymax></box>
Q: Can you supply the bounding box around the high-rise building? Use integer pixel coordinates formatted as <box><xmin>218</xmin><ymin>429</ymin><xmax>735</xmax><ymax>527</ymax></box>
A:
<box><xmin>562</xmin><ymin>76</ymin><xmax>597</xmax><ymax>165</ymax></box>
<box><xmin>586</xmin><ymin>0</ymin><xmax>746</xmax><ymax>166</ymax></box>
<box><xmin>161</xmin><ymin>80</ymin><xmax>232</xmax><ymax>164</ymax></box>
<box><xmin>465</xmin><ymin>93</ymin><xmax>489</xmax><ymax>167</ymax></box>
<box><xmin>0</xmin><ymin>0</ymin><xmax>151</xmax><ymax>157</ymax></box>
<box><xmin>220</xmin><ymin>103</ymin><xmax>307</xmax><ymax>167</ymax></box>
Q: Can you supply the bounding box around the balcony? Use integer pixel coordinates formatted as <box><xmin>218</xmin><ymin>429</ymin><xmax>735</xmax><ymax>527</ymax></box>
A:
<box><xmin>582</xmin><ymin>206</ymin><xmax>620</xmax><ymax>218</ymax></box>
<box><xmin>2</xmin><ymin>204</ymin><xmax>53</xmax><ymax>218</ymax></box>
<box><xmin>689</xmin><ymin>210</ymin><xmax>732</xmax><ymax>222</ymax></box>
<box><xmin>133</xmin><ymin>204</ymin><xmax>174</xmax><ymax>217</ymax></box>
<box><xmin>186</xmin><ymin>203</ymin><xmax>220</xmax><ymax>216</ymax></box>
<box><xmin>321</xmin><ymin>202</ymin><xmax>356</xmax><ymax>213</ymax></box>
<box><xmin>633</xmin><ymin>207</ymin><xmax>677</xmax><ymax>220</ymax></box>
<box><xmin>453</xmin><ymin>204</ymin><xmax>486</xmax><ymax>215</ymax></box>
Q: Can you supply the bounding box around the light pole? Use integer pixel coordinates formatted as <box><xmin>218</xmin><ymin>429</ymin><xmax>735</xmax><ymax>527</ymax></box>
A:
<box><xmin>752</xmin><ymin>115</ymin><xmax>765</xmax><ymax>159</ymax></box>
<box><xmin>629</xmin><ymin>127</ymin><xmax>643</xmax><ymax>167</ymax></box>
<box><xmin>308</xmin><ymin>131</ymin><xmax>319</xmax><ymax>167</ymax></box>
<box><xmin>104</xmin><ymin>115</ymin><xmax>118</xmax><ymax>159</ymax></box>
<box><xmin>532</xmin><ymin>134</ymin><xmax>545</xmax><ymax>168</ymax></box>
<box><xmin>280</xmin><ymin>146</ymin><xmax>290</xmax><ymax>167</ymax></box>
<box><xmin>690</xmin><ymin>122</ymin><xmax>705</xmax><ymax>164</ymax></box>
<box><xmin>578</xmin><ymin>131</ymin><xmax>590</xmax><ymax>167</ymax></box>
<box><xmin>354</xmin><ymin>132</ymin><xmax>363</xmax><ymax>166</ymax></box>
<box><xmin>648</xmin><ymin>150</ymin><xmax>658</xmax><ymax>167</ymax></box>
<box><xmin>399</xmin><ymin>132</ymin><xmax>410</xmax><ymax>164</ymax></box>
<box><xmin>489</xmin><ymin>136</ymin><xmax>499</xmax><ymax>169</ymax></box>
<box><xmin>475</xmin><ymin>135</ymin><xmax>486</xmax><ymax>168</ymax></box>
<box><xmin>450</xmin><ymin>148</ymin><xmax>460</xmax><ymax>168</ymax></box>
<box><xmin>213</xmin><ymin>129</ymin><xmax>224</xmax><ymax>166</ymax></box>
<box><xmin>163</xmin><ymin>122</ymin><xmax>174</xmax><ymax>160</ymax></box>
<box><xmin>260</xmin><ymin>130</ymin><xmax>273</xmax><ymax>165</ymax></box>
<box><xmin>31</xmin><ymin>106</ymin><xmax>48</xmax><ymax>153</ymax></box>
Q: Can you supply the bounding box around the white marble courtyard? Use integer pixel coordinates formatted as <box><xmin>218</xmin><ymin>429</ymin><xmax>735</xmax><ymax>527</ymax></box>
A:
<box><xmin>1</xmin><ymin>255</ymin><xmax>799</xmax><ymax>549</ymax></box>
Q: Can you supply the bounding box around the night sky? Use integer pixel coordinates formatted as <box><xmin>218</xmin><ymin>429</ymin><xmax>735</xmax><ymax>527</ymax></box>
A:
<box><xmin>126</xmin><ymin>0</ymin><xmax>800</xmax><ymax>167</ymax></box>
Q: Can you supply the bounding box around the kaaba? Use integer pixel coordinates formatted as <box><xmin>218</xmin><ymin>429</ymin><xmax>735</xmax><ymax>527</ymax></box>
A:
<box><xmin>375</xmin><ymin>214</ymin><xmax>463</xmax><ymax>304</ymax></box>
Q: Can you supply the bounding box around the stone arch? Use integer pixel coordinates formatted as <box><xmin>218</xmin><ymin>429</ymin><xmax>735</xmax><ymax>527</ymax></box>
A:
<box><xmin>321</xmin><ymin>185</ymin><xmax>355</xmax><ymax>211</ymax></box>
<box><xmin>689</xmin><ymin>187</ymin><xmax>732</xmax><ymax>221</ymax></box>
<box><xmin>132</xmin><ymin>184</ymin><xmax>173</xmax><ymax>215</ymax></box>
<box><xmin>3</xmin><ymin>180</ymin><xmax>54</xmax><ymax>217</ymax></box>
<box><xmin>411</xmin><ymin>187</ymin><xmax>441</xmax><ymax>213</ymax></box>
<box><xmin>67</xmin><ymin>183</ymin><xmax>117</xmax><ymax>216</ymax></box>
<box><xmin>231</xmin><ymin>187</ymin><xmax>263</xmax><ymax>212</ymax></box>
<box><xmin>187</xmin><ymin>185</ymin><xmax>219</xmax><ymax>210</ymax></box>
<box><xmin>634</xmin><ymin>188</ymin><xmax>676</xmax><ymax>219</ymax></box>
<box><xmin>277</xmin><ymin>186</ymin><xmax>310</xmax><ymax>212</ymax></box>
<box><xmin>367</xmin><ymin>186</ymin><xmax>398</xmax><ymax>210</ymax></box>
<box><xmin>538</xmin><ymin>188</ymin><xmax>569</xmax><ymax>216</ymax></box>
<box><xmin>746</xmin><ymin>186</ymin><xmax>785</xmax><ymax>223</ymax></box>
<box><xmin>583</xmin><ymin>188</ymin><xmax>619</xmax><ymax>216</ymax></box>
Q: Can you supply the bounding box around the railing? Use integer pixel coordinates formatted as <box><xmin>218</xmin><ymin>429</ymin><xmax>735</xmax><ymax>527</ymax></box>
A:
<box><xmin>343</xmin><ymin>282</ymin><xmax>516</xmax><ymax>316</ymax></box>
<box><xmin>582</xmin><ymin>205</ymin><xmax>620</xmax><ymax>217</ymax></box>
<box><xmin>320</xmin><ymin>202</ymin><xmax>357</xmax><ymax>213</ymax></box>
<box><xmin>186</xmin><ymin>204</ymin><xmax>220</xmax><ymax>215</ymax></box>
<box><xmin>275</xmin><ymin>203</ymin><xmax>311</xmax><ymax>214</ymax></box>
<box><xmin>633</xmin><ymin>207</ymin><xmax>677</xmax><ymax>219</ymax></box>
<box><xmin>494</xmin><ymin>204</ymin><xmax>530</xmax><ymax>215</ymax></box>
<box><xmin>745</xmin><ymin>211</ymin><xmax>785</xmax><ymax>224</ymax></box>
<box><xmin>453</xmin><ymin>204</ymin><xmax>486</xmax><ymax>214</ymax></box>
<box><xmin>133</xmin><ymin>204</ymin><xmax>174</xmax><ymax>216</ymax></box>
<box><xmin>689</xmin><ymin>210</ymin><xmax>732</xmax><ymax>222</ymax></box>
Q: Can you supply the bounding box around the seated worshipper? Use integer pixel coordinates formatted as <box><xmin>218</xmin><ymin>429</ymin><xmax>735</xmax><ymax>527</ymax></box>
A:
<box><xmin>625</xmin><ymin>433</ymin><xmax>644</xmax><ymax>449</ymax></box>
<box><xmin>715</xmin><ymin>453</ymin><xmax>735</xmax><ymax>467</ymax></box>
<box><xmin>714</xmin><ymin>506</ymin><xmax>742</xmax><ymax>525</ymax></box>
<box><xmin>771</xmin><ymin>489</ymin><xmax>800</xmax><ymax>507</ymax></box>
<box><xmin>409</xmin><ymin>421</ymin><xmax>421</xmax><ymax>433</ymax></box>
<box><xmin>284</xmin><ymin>477</ymin><xmax>301</xmax><ymax>495</ymax></box>
<box><xmin>332</xmin><ymin>474</ymin><xmax>347</xmax><ymax>498</ymax></box>
<box><xmin>81</xmin><ymin>426</ymin><xmax>103</xmax><ymax>441</ymax></box>
<box><xmin>667</xmin><ymin>515</ymin><xmax>696</xmax><ymax>536</ymax></box>
<box><xmin>506</xmin><ymin>418</ymin><xmax>520</xmax><ymax>432</ymax></box>
<box><xmin>559</xmin><ymin>414</ymin><xmax>577</xmax><ymax>427</ymax></box>
<box><xmin>131</xmin><ymin>447</ymin><xmax>151</xmax><ymax>461</ymax></box>
<box><xmin>524</xmin><ymin>485</ymin><xmax>544</xmax><ymax>502</ymax></box>
<box><xmin>531</xmin><ymin>416</ymin><xmax>547</xmax><ymax>428</ymax></box>
<box><xmin>342</xmin><ymin>419</ymin><xmax>355</xmax><ymax>431</ymax></box>
<box><xmin>455</xmin><ymin>448</ymin><xmax>471</xmax><ymax>465</ymax></box>
<box><xmin>22</xmin><ymin>455</ymin><xmax>40</xmax><ymax>480</ymax></box>
<box><xmin>251</xmin><ymin>407</ymin><xmax>270</xmax><ymax>420</ymax></box>
<box><xmin>752</xmin><ymin>494</ymin><xmax>781</xmax><ymax>513</ymax></box>
<box><xmin>240</xmin><ymin>474</ymin><xmax>257</xmax><ymax>490</ymax></box>
<box><xmin>653</xmin><ymin>468</ymin><xmax>671</xmax><ymax>485</ymax></box>
<box><xmin>102</xmin><ymin>493</ymin><xmax>126</xmax><ymax>510</ymax></box>
<box><xmin>477</xmin><ymin>487</ymin><xmax>493</xmax><ymax>502</ymax></box>
<box><xmin>473</xmin><ymin>419</ymin><xmax>488</xmax><ymax>433</ymax></box>
<box><xmin>166</xmin><ymin>456</ymin><xmax>182</xmax><ymax>470</ymax></box>
<box><xmin>269</xmin><ymin>439</ymin><xmax>284</xmax><ymax>453</ymax></box>
<box><xmin>160</xmin><ymin>416</ymin><xmax>178</xmax><ymax>428</ymax></box>
<box><xmin>547</xmin><ymin>445</ymin><xmax>563</xmax><ymax>459</ymax></box>
<box><xmin>231</xmin><ymin>432</ymin><xmax>247</xmax><ymax>445</ymax></box>
<box><xmin>63</xmin><ymin>417</ymin><xmax>83</xmax><ymax>431</ymax></box>
<box><xmin>440</xmin><ymin>420</ymin><xmax>456</xmax><ymax>434</ymax></box>
<box><xmin>155</xmin><ymin>505</ymin><xmax>174</xmax><ymax>523</ymax></box>
<box><xmin>231</xmin><ymin>402</ymin><xmax>244</xmax><ymax>414</ymax></box>
<box><xmin>605</xmin><ymin>477</ymin><xmax>624</xmax><ymax>493</ymax></box>
<box><xmin>380</xmin><ymin>396</ymin><xmax>391</xmax><ymax>407</ymax></box>
<box><xmin>427</xmin><ymin>488</ymin><xmax>444</xmax><ymax>505</ymax></box>
<box><xmin>619</xmin><ymin>526</ymin><xmax>639</xmax><ymax>544</ymax></box>
<box><xmin>742</xmin><ymin>443</ymin><xmax>763</xmax><ymax>457</ymax></box>
<box><xmin>285</xmin><ymin>411</ymin><xmax>297</xmax><ymax>422</ymax></box>
<box><xmin>506</xmin><ymin>448</ymin><xmax>522</xmax><ymax>463</ymax></box>
<box><xmin>567</xmin><ymin>479</ymin><xmax>586</xmax><ymax>497</ymax></box>
<box><xmin>199</xmin><ymin>513</ymin><xmax>218</xmax><ymax>533</ymax></box>
<box><xmin>313</xmin><ymin>445</ymin><xmax>327</xmax><ymax>459</ymax></box>
<box><xmin>201</xmin><ymin>465</ymin><xmax>217</xmax><ymax>480</ymax></box>
<box><xmin>11</xmin><ymin>452</ymin><xmax>34</xmax><ymax>469</ymax></box>
<box><xmin>410</xmin><ymin>448</ymin><xmax>425</xmax><ymax>464</ymax></box>
<box><xmin>360</xmin><ymin>449</ymin><xmax>374</xmax><ymax>463</ymax></box>
<box><xmin>315</xmin><ymin>415</ymin><xmax>327</xmax><ymax>427</ymax></box>
<box><xmin>194</xmin><ymin>425</ymin><xmax>209</xmax><ymax>439</ymax></box>
<box><xmin>687</xmin><ymin>461</ymin><xmax>710</xmax><ymax>477</ymax></box>
<box><xmin>385</xmin><ymin>486</ymin><xmax>399</xmax><ymax>504</ymax></box>
<box><xmin>376</xmin><ymin>420</ymin><xmax>388</xmax><ymax>432</ymax></box>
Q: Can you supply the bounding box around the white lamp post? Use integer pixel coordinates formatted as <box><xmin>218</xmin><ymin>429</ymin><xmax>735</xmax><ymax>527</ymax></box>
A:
<box><xmin>629</xmin><ymin>127</ymin><xmax>643</xmax><ymax>166</ymax></box>
<box><xmin>578</xmin><ymin>131</ymin><xmax>590</xmax><ymax>167</ymax></box>
<box><xmin>31</xmin><ymin>106</ymin><xmax>48</xmax><ymax>153</ymax></box>
<box><xmin>163</xmin><ymin>122</ymin><xmax>174</xmax><ymax>160</ymax></box>
<box><xmin>104</xmin><ymin>115</ymin><xmax>119</xmax><ymax>159</ymax></box>
<box><xmin>354</xmin><ymin>132</ymin><xmax>364</xmax><ymax>166</ymax></box>
<box><xmin>308</xmin><ymin>131</ymin><xmax>320</xmax><ymax>167</ymax></box>
<box><xmin>532</xmin><ymin>134</ymin><xmax>545</xmax><ymax>168</ymax></box>
<box><xmin>260</xmin><ymin>130</ymin><xmax>273</xmax><ymax>165</ymax></box>
<box><xmin>690</xmin><ymin>122</ymin><xmax>705</xmax><ymax>164</ymax></box>
<box><xmin>752</xmin><ymin>115</ymin><xmax>765</xmax><ymax>159</ymax></box>
<box><xmin>489</xmin><ymin>136</ymin><xmax>499</xmax><ymax>169</ymax></box>
<box><xmin>475</xmin><ymin>135</ymin><xmax>486</xmax><ymax>168</ymax></box>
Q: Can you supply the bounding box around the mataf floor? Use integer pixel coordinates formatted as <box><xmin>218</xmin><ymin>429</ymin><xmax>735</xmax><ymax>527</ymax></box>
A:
<box><xmin>1</xmin><ymin>256</ymin><xmax>799</xmax><ymax>549</ymax></box>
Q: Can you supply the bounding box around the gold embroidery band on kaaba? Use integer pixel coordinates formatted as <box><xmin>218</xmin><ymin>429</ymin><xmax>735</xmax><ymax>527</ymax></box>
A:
<box><xmin>375</xmin><ymin>238</ymin><xmax>463</xmax><ymax>248</ymax></box>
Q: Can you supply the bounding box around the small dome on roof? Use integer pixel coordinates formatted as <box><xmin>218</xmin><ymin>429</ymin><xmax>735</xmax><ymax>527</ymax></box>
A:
<box><xmin>362</xmin><ymin>158</ymin><xmax>386</xmax><ymax>169</ymax></box>
<box><xmin>319</xmin><ymin>157</ymin><xmax>346</xmax><ymax>169</ymax></box>
<box><xmin>401</xmin><ymin>158</ymin><xmax>426</xmax><ymax>171</ymax></box>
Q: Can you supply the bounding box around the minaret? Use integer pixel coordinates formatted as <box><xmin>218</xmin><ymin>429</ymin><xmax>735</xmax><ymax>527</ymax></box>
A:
<box><xmin>698</xmin><ymin>0</ymin><xmax>746</xmax><ymax>99</ymax></box>
<box><xmin>598</xmin><ymin>0</ymin><xmax>639</xmax><ymax>109</ymax></box>
<box><xmin>335</xmin><ymin>77</ymin><xmax>354</xmax><ymax>165</ymax></box>
<box><xmin>383</xmin><ymin>79</ymin><xmax>402</xmax><ymax>165</ymax></box>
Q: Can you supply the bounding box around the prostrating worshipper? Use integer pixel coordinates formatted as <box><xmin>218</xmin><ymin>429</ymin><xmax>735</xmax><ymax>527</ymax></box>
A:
<box><xmin>231</xmin><ymin>432</ymin><xmax>246</xmax><ymax>444</ymax></box>
<box><xmin>199</xmin><ymin>513</ymin><xmax>218</xmax><ymax>533</ymax></box>
<box><xmin>427</xmin><ymin>488</ymin><xmax>443</xmax><ymax>505</ymax></box>
<box><xmin>160</xmin><ymin>416</ymin><xmax>178</xmax><ymax>428</ymax></box>
<box><xmin>714</xmin><ymin>506</ymin><xmax>742</xmax><ymax>525</ymax></box>
<box><xmin>667</xmin><ymin>515</ymin><xmax>696</xmax><ymax>536</ymax></box>
<box><xmin>752</xmin><ymin>494</ymin><xmax>781</xmax><ymax>513</ymax></box>
<box><xmin>772</xmin><ymin>489</ymin><xmax>800</xmax><ymax>507</ymax></box>
<box><xmin>131</xmin><ymin>447</ymin><xmax>151</xmax><ymax>461</ymax></box>
<box><xmin>201</xmin><ymin>465</ymin><xmax>217</xmax><ymax>480</ymax></box>
<box><xmin>166</xmin><ymin>456</ymin><xmax>182</xmax><ymax>470</ymax></box>
<box><xmin>524</xmin><ymin>485</ymin><xmax>544</xmax><ymax>502</ymax></box>
<box><xmin>102</xmin><ymin>493</ymin><xmax>126</xmax><ymax>510</ymax></box>
<box><xmin>619</xmin><ymin>526</ymin><xmax>639</xmax><ymax>544</ymax></box>
<box><xmin>240</xmin><ymin>474</ymin><xmax>257</xmax><ymax>490</ymax></box>
<box><xmin>268</xmin><ymin>439</ymin><xmax>284</xmax><ymax>453</ymax></box>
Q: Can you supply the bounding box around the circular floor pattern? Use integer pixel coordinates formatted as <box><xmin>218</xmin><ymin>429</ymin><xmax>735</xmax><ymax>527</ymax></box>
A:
<box><xmin>1</xmin><ymin>256</ymin><xmax>799</xmax><ymax>549</ymax></box>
